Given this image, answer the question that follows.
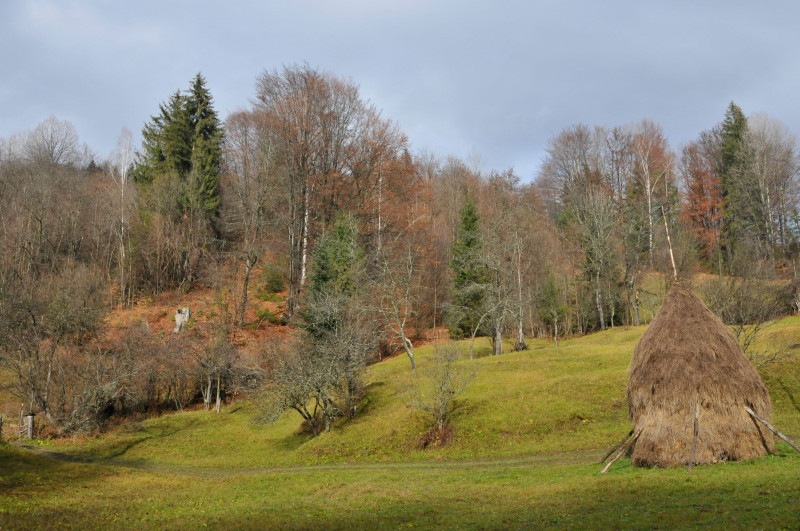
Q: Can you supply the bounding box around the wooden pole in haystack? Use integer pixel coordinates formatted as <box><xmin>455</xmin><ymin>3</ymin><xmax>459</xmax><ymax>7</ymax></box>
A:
<box><xmin>688</xmin><ymin>401</ymin><xmax>700</xmax><ymax>472</ymax></box>
<box><xmin>745</xmin><ymin>406</ymin><xmax>800</xmax><ymax>454</ymax></box>
<box><xmin>600</xmin><ymin>429</ymin><xmax>634</xmax><ymax>464</ymax></box>
<box><xmin>600</xmin><ymin>428</ymin><xmax>642</xmax><ymax>474</ymax></box>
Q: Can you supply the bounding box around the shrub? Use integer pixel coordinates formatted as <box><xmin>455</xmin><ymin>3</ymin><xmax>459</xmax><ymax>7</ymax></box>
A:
<box><xmin>257</xmin><ymin>306</ymin><xmax>286</xmax><ymax>326</ymax></box>
<box><xmin>260</xmin><ymin>265</ymin><xmax>287</xmax><ymax>294</ymax></box>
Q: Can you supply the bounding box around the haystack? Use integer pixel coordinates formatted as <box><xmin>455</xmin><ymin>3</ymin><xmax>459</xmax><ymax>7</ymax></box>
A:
<box><xmin>626</xmin><ymin>283</ymin><xmax>774</xmax><ymax>468</ymax></box>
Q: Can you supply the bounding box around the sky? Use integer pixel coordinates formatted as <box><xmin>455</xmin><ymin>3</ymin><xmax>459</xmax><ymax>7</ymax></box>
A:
<box><xmin>2</xmin><ymin>0</ymin><xmax>800</xmax><ymax>181</ymax></box>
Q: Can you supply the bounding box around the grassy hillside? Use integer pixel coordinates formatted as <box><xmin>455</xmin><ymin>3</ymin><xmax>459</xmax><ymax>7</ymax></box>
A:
<box><xmin>2</xmin><ymin>318</ymin><xmax>800</xmax><ymax>528</ymax></box>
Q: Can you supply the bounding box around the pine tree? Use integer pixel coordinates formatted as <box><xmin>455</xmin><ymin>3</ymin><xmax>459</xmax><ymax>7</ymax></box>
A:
<box><xmin>448</xmin><ymin>196</ymin><xmax>488</xmax><ymax>339</ymax></box>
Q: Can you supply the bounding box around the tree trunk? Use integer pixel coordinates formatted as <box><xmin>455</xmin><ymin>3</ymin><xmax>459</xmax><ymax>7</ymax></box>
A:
<box><xmin>595</xmin><ymin>270</ymin><xmax>606</xmax><ymax>330</ymax></box>
<box><xmin>514</xmin><ymin>319</ymin><xmax>527</xmax><ymax>351</ymax></box>
<box><xmin>553</xmin><ymin>318</ymin><xmax>559</xmax><ymax>348</ymax></box>
<box><xmin>238</xmin><ymin>253</ymin><xmax>256</xmax><ymax>328</ymax></box>
<box><xmin>215</xmin><ymin>373</ymin><xmax>221</xmax><ymax>414</ymax></box>
<box><xmin>514</xmin><ymin>242</ymin><xmax>527</xmax><ymax>352</ymax></box>
<box><xmin>646</xmin><ymin>179</ymin><xmax>653</xmax><ymax>267</ymax></box>
<box><xmin>469</xmin><ymin>311</ymin><xmax>490</xmax><ymax>360</ymax></box>
<box><xmin>300</xmin><ymin>180</ymin><xmax>309</xmax><ymax>287</ymax></box>
<box><xmin>204</xmin><ymin>375</ymin><xmax>212</xmax><ymax>410</ymax></box>
<box><xmin>403</xmin><ymin>335</ymin><xmax>416</xmax><ymax>370</ymax></box>
<box><xmin>493</xmin><ymin>320</ymin><xmax>502</xmax><ymax>356</ymax></box>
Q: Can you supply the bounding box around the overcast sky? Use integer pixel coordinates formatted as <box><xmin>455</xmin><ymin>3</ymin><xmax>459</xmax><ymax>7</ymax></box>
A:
<box><xmin>2</xmin><ymin>1</ymin><xmax>800</xmax><ymax>181</ymax></box>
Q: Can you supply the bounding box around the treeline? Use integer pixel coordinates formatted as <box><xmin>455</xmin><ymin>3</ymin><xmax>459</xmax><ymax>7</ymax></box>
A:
<box><xmin>1</xmin><ymin>65</ymin><xmax>798</xmax><ymax>435</ymax></box>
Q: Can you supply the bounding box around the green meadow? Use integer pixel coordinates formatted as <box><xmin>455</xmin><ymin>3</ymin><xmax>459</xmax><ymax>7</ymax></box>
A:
<box><xmin>2</xmin><ymin>319</ymin><xmax>800</xmax><ymax>529</ymax></box>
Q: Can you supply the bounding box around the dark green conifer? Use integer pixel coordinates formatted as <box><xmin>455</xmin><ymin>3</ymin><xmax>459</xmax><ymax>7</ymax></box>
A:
<box><xmin>448</xmin><ymin>196</ymin><xmax>489</xmax><ymax>338</ymax></box>
<box><xmin>185</xmin><ymin>73</ymin><xmax>223</xmax><ymax>218</ymax></box>
<box><xmin>133</xmin><ymin>73</ymin><xmax>222</xmax><ymax>225</ymax></box>
<box><xmin>718</xmin><ymin>101</ymin><xmax>748</xmax><ymax>264</ymax></box>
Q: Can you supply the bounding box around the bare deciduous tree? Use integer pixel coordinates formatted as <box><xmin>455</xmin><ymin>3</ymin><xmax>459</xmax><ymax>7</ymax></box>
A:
<box><xmin>408</xmin><ymin>343</ymin><xmax>475</xmax><ymax>445</ymax></box>
<box><xmin>223</xmin><ymin>111</ymin><xmax>280</xmax><ymax>327</ymax></box>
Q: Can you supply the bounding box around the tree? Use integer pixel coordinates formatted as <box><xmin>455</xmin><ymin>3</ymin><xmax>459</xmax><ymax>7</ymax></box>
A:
<box><xmin>681</xmin><ymin>135</ymin><xmax>723</xmax><ymax>265</ymax></box>
<box><xmin>537</xmin><ymin>124</ymin><xmax>594</xmax><ymax>223</ymax></box>
<box><xmin>131</xmin><ymin>74</ymin><xmax>223</xmax><ymax>292</ymax></box>
<box><xmin>303</xmin><ymin>215</ymin><xmax>375</xmax><ymax>418</ymax></box>
<box><xmin>133</xmin><ymin>90</ymin><xmax>192</xmax><ymax>187</ymax></box>
<box><xmin>408</xmin><ymin>343</ymin><xmax>475</xmax><ymax>446</ymax></box>
<box><xmin>571</xmin><ymin>185</ymin><xmax>619</xmax><ymax>330</ymax></box>
<box><xmin>0</xmin><ymin>265</ymin><xmax>103</xmax><ymax>426</ymax></box>
<box><xmin>257</xmin><ymin>337</ymin><xmax>332</xmax><ymax>436</ymax></box>
<box><xmin>133</xmin><ymin>73</ymin><xmax>222</xmax><ymax>225</ymax></box>
<box><xmin>718</xmin><ymin>101</ymin><xmax>748</xmax><ymax>263</ymax></box>
<box><xmin>538</xmin><ymin>269</ymin><xmax>567</xmax><ymax>346</ymax></box>
<box><xmin>253</xmin><ymin>64</ymin><xmax>408</xmax><ymax>318</ymax></box>
<box><xmin>480</xmin><ymin>170</ymin><xmax>528</xmax><ymax>355</ymax></box>
<box><xmin>731</xmin><ymin>114</ymin><xmax>800</xmax><ymax>265</ymax></box>
<box><xmin>23</xmin><ymin>115</ymin><xmax>86</xmax><ymax>167</ymax></box>
<box><xmin>448</xmin><ymin>196</ymin><xmax>488</xmax><ymax>339</ymax></box>
<box><xmin>222</xmin><ymin>110</ymin><xmax>279</xmax><ymax>328</ymax></box>
<box><xmin>631</xmin><ymin>120</ymin><xmax>673</xmax><ymax>266</ymax></box>
<box><xmin>260</xmin><ymin>215</ymin><xmax>377</xmax><ymax>433</ymax></box>
<box><xmin>109</xmin><ymin>128</ymin><xmax>134</xmax><ymax>304</ymax></box>
<box><xmin>373</xmin><ymin>245</ymin><xmax>420</xmax><ymax>370</ymax></box>
<box><xmin>184</xmin><ymin>73</ymin><xmax>223</xmax><ymax>222</ymax></box>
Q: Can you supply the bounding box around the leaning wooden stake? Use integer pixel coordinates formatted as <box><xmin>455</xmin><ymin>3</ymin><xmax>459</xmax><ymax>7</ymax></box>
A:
<box><xmin>745</xmin><ymin>406</ymin><xmax>800</xmax><ymax>454</ymax></box>
<box><xmin>600</xmin><ymin>429</ymin><xmax>634</xmax><ymax>463</ymax></box>
<box><xmin>688</xmin><ymin>401</ymin><xmax>700</xmax><ymax>472</ymax></box>
<box><xmin>600</xmin><ymin>428</ymin><xmax>642</xmax><ymax>474</ymax></box>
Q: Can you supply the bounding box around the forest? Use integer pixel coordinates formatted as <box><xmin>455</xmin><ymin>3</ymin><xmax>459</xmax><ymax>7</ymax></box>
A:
<box><xmin>1</xmin><ymin>64</ymin><xmax>798</xmax><ymax>436</ymax></box>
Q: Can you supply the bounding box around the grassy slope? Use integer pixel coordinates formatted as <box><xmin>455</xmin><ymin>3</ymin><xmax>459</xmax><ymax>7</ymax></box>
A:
<box><xmin>2</xmin><ymin>318</ymin><xmax>800</xmax><ymax>528</ymax></box>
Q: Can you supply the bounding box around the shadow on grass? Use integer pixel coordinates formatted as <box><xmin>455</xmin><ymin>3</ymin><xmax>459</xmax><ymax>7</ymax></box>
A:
<box><xmin>779</xmin><ymin>379</ymin><xmax>800</xmax><ymax>416</ymax></box>
<box><xmin>0</xmin><ymin>444</ymin><xmax>111</xmax><ymax>497</ymax></box>
<box><xmin>40</xmin><ymin>416</ymin><xmax>202</xmax><ymax>464</ymax></box>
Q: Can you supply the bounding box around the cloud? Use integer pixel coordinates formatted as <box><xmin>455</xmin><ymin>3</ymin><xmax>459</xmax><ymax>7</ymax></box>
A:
<box><xmin>293</xmin><ymin>0</ymin><xmax>438</xmax><ymax>19</ymax></box>
<box><xmin>21</xmin><ymin>1</ymin><xmax>163</xmax><ymax>48</ymax></box>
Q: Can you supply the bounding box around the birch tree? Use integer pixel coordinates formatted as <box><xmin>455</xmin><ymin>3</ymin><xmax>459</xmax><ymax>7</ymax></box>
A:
<box><xmin>110</xmin><ymin>128</ymin><xmax>133</xmax><ymax>304</ymax></box>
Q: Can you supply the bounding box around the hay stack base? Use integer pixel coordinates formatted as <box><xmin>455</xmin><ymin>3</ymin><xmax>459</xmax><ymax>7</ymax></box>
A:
<box><xmin>626</xmin><ymin>284</ymin><xmax>774</xmax><ymax>468</ymax></box>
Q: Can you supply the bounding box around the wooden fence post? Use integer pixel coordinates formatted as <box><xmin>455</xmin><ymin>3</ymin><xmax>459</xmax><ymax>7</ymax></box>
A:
<box><xmin>25</xmin><ymin>413</ymin><xmax>35</xmax><ymax>439</ymax></box>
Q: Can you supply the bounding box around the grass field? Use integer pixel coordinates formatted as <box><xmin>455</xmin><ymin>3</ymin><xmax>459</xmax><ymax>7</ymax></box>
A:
<box><xmin>2</xmin><ymin>318</ymin><xmax>800</xmax><ymax>529</ymax></box>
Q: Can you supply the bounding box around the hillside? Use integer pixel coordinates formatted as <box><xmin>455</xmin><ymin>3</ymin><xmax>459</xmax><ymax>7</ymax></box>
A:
<box><xmin>2</xmin><ymin>316</ymin><xmax>800</xmax><ymax>528</ymax></box>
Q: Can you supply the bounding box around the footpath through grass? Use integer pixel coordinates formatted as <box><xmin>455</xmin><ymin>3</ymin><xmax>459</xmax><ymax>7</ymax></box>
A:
<box><xmin>2</xmin><ymin>319</ymin><xmax>800</xmax><ymax>528</ymax></box>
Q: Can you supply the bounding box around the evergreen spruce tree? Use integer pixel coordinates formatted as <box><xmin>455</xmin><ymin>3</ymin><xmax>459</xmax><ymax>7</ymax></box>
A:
<box><xmin>132</xmin><ymin>91</ymin><xmax>192</xmax><ymax>185</ymax></box>
<box><xmin>718</xmin><ymin>101</ymin><xmax>748</xmax><ymax>264</ymax></box>
<box><xmin>448</xmin><ymin>196</ymin><xmax>489</xmax><ymax>339</ymax></box>
<box><xmin>132</xmin><ymin>73</ymin><xmax>222</xmax><ymax>226</ymax></box>
<box><xmin>185</xmin><ymin>73</ymin><xmax>223</xmax><ymax>220</ymax></box>
<box><xmin>301</xmin><ymin>214</ymin><xmax>374</xmax><ymax>420</ymax></box>
<box><xmin>303</xmin><ymin>215</ymin><xmax>363</xmax><ymax>337</ymax></box>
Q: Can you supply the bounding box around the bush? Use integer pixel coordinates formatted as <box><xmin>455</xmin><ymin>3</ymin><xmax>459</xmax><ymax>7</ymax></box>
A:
<box><xmin>257</xmin><ymin>306</ymin><xmax>286</xmax><ymax>326</ymax></box>
<box><xmin>260</xmin><ymin>265</ymin><xmax>287</xmax><ymax>294</ymax></box>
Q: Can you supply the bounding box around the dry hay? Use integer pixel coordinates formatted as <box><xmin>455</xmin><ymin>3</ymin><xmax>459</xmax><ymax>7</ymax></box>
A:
<box><xmin>627</xmin><ymin>283</ymin><xmax>774</xmax><ymax>467</ymax></box>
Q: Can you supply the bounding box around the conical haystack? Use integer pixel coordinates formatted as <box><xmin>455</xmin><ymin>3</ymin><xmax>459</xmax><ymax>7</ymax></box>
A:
<box><xmin>627</xmin><ymin>283</ymin><xmax>774</xmax><ymax>467</ymax></box>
